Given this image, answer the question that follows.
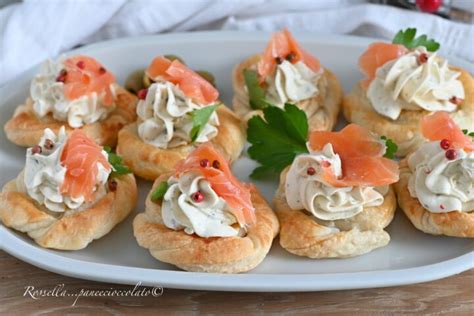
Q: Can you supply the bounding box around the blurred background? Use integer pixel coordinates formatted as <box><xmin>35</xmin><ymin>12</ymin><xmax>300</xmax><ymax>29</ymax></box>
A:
<box><xmin>0</xmin><ymin>0</ymin><xmax>473</xmax><ymax>86</ymax></box>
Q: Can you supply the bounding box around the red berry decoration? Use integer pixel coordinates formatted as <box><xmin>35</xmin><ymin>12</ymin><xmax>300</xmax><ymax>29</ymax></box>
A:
<box><xmin>417</xmin><ymin>53</ymin><xmax>428</xmax><ymax>64</ymax></box>
<box><xmin>306</xmin><ymin>167</ymin><xmax>316</xmax><ymax>175</ymax></box>
<box><xmin>212</xmin><ymin>160</ymin><xmax>220</xmax><ymax>169</ymax></box>
<box><xmin>108</xmin><ymin>179</ymin><xmax>118</xmax><ymax>192</ymax></box>
<box><xmin>137</xmin><ymin>89</ymin><xmax>148</xmax><ymax>100</ymax></box>
<box><xmin>321</xmin><ymin>161</ymin><xmax>331</xmax><ymax>168</ymax></box>
<box><xmin>43</xmin><ymin>139</ymin><xmax>54</xmax><ymax>150</ymax></box>
<box><xmin>286</xmin><ymin>52</ymin><xmax>296</xmax><ymax>62</ymax></box>
<box><xmin>99</xmin><ymin>67</ymin><xmax>107</xmax><ymax>74</ymax></box>
<box><xmin>191</xmin><ymin>191</ymin><xmax>204</xmax><ymax>202</ymax></box>
<box><xmin>56</xmin><ymin>69</ymin><xmax>67</xmax><ymax>82</ymax></box>
<box><xmin>200</xmin><ymin>159</ymin><xmax>209</xmax><ymax>167</ymax></box>
<box><xmin>416</xmin><ymin>0</ymin><xmax>442</xmax><ymax>13</ymax></box>
<box><xmin>31</xmin><ymin>145</ymin><xmax>42</xmax><ymax>155</ymax></box>
<box><xmin>449</xmin><ymin>96</ymin><xmax>463</xmax><ymax>105</ymax></box>
<box><xmin>440</xmin><ymin>139</ymin><xmax>450</xmax><ymax>150</ymax></box>
<box><xmin>445</xmin><ymin>149</ymin><xmax>457</xmax><ymax>160</ymax></box>
<box><xmin>76</xmin><ymin>61</ymin><xmax>85</xmax><ymax>69</ymax></box>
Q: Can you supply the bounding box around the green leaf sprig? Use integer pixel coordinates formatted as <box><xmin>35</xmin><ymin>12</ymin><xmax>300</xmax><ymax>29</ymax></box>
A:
<box><xmin>462</xmin><ymin>129</ymin><xmax>474</xmax><ymax>139</ymax></box>
<box><xmin>380</xmin><ymin>136</ymin><xmax>398</xmax><ymax>159</ymax></box>
<box><xmin>150</xmin><ymin>181</ymin><xmax>169</xmax><ymax>202</ymax></box>
<box><xmin>189</xmin><ymin>104</ymin><xmax>218</xmax><ymax>142</ymax></box>
<box><xmin>103</xmin><ymin>146</ymin><xmax>132</xmax><ymax>176</ymax></box>
<box><xmin>243</xmin><ymin>69</ymin><xmax>270</xmax><ymax>110</ymax></box>
<box><xmin>392</xmin><ymin>28</ymin><xmax>440</xmax><ymax>52</ymax></box>
<box><xmin>247</xmin><ymin>103</ymin><xmax>309</xmax><ymax>178</ymax></box>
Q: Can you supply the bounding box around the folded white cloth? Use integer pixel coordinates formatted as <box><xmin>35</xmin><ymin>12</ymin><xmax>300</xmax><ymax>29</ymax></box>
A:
<box><xmin>1</xmin><ymin>0</ymin><xmax>472</xmax><ymax>86</ymax></box>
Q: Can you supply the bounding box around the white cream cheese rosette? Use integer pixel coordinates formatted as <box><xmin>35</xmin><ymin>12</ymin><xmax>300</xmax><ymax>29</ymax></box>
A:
<box><xmin>19</xmin><ymin>127</ymin><xmax>110</xmax><ymax>213</ymax></box>
<box><xmin>265</xmin><ymin>60</ymin><xmax>323</xmax><ymax>107</ymax></box>
<box><xmin>161</xmin><ymin>172</ymin><xmax>242</xmax><ymax>238</ymax></box>
<box><xmin>408</xmin><ymin>141</ymin><xmax>474</xmax><ymax>213</ymax></box>
<box><xmin>285</xmin><ymin>143</ymin><xmax>386</xmax><ymax>221</ymax></box>
<box><xmin>136</xmin><ymin>81</ymin><xmax>219</xmax><ymax>149</ymax></box>
<box><xmin>30</xmin><ymin>57</ymin><xmax>117</xmax><ymax>128</ymax></box>
<box><xmin>367</xmin><ymin>47</ymin><xmax>465</xmax><ymax>120</ymax></box>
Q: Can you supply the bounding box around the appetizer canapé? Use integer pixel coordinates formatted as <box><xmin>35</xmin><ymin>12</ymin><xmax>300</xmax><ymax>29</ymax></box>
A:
<box><xmin>247</xmin><ymin>104</ymin><xmax>399</xmax><ymax>258</ymax></box>
<box><xmin>0</xmin><ymin>127</ymin><xmax>137</xmax><ymax>249</ymax></box>
<box><xmin>395</xmin><ymin>112</ymin><xmax>474</xmax><ymax>237</ymax></box>
<box><xmin>117</xmin><ymin>56</ymin><xmax>245</xmax><ymax>180</ymax></box>
<box><xmin>233</xmin><ymin>29</ymin><xmax>342</xmax><ymax>131</ymax></box>
<box><xmin>5</xmin><ymin>56</ymin><xmax>137</xmax><ymax>147</ymax></box>
<box><xmin>343</xmin><ymin>28</ymin><xmax>473</xmax><ymax>156</ymax></box>
<box><xmin>133</xmin><ymin>143</ymin><xmax>279</xmax><ymax>273</ymax></box>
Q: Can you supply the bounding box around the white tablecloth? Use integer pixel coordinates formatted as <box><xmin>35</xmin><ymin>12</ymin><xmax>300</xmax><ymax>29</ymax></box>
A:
<box><xmin>0</xmin><ymin>0</ymin><xmax>472</xmax><ymax>86</ymax></box>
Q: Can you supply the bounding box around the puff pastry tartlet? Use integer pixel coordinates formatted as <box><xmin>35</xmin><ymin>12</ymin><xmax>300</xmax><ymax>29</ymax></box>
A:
<box><xmin>343</xmin><ymin>28</ymin><xmax>473</xmax><ymax>157</ymax></box>
<box><xmin>274</xmin><ymin>124</ymin><xmax>399</xmax><ymax>258</ymax></box>
<box><xmin>395</xmin><ymin>112</ymin><xmax>474</xmax><ymax>238</ymax></box>
<box><xmin>117</xmin><ymin>56</ymin><xmax>245</xmax><ymax>180</ymax></box>
<box><xmin>5</xmin><ymin>55</ymin><xmax>138</xmax><ymax>147</ymax></box>
<box><xmin>133</xmin><ymin>143</ymin><xmax>279</xmax><ymax>273</ymax></box>
<box><xmin>0</xmin><ymin>127</ymin><xmax>137</xmax><ymax>250</ymax></box>
<box><xmin>232</xmin><ymin>29</ymin><xmax>342</xmax><ymax>131</ymax></box>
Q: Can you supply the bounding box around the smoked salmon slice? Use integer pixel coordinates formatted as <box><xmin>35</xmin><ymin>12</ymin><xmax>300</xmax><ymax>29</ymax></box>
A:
<box><xmin>60</xmin><ymin>130</ymin><xmax>111</xmax><ymax>201</ymax></box>
<box><xmin>309</xmin><ymin>124</ymin><xmax>399</xmax><ymax>187</ymax></box>
<box><xmin>174</xmin><ymin>143</ymin><xmax>256</xmax><ymax>226</ymax></box>
<box><xmin>63</xmin><ymin>56</ymin><xmax>116</xmax><ymax>105</ymax></box>
<box><xmin>146</xmin><ymin>56</ymin><xmax>219</xmax><ymax>105</ymax></box>
<box><xmin>257</xmin><ymin>29</ymin><xmax>321</xmax><ymax>82</ymax></box>
<box><xmin>421</xmin><ymin>111</ymin><xmax>474</xmax><ymax>152</ymax></box>
<box><xmin>358</xmin><ymin>42</ymin><xmax>408</xmax><ymax>89</ymax></box>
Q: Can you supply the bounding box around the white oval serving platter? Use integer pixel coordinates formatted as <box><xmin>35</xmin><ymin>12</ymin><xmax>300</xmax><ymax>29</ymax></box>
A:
<box><xmin>0</xmin><ymin>31</ymin><xmax>473</xmax><ymax>292</ymax></box>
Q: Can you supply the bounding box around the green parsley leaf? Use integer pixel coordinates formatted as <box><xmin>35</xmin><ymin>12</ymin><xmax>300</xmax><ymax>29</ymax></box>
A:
<box><xmin>462</xmin><ymin>129</ymin><xmax>474</xmax><ymax>138</ymax></box>
<box><xmin>380</xmin><ymin>136</ymin><xmax>398</xmax><ymax>159</ymax></box>
<box><xmin>189</xmin><ymin>104</ymin><xmax>218</xmax><ymax>142</ymax></box>
<box><xmin>392</xmin><ymin>28</ymin><xmax>440</xmax><ymax>52</ymax></box>
<box><xmin>247</xmin><ymin>103</ymin><xmax>309</xmax><ymax>178</ymax></box>
<box><xmin>104</xmin><ymin>146</ymin><xmax>132</xmax><ymax>176</ymax></box>
<box><xmin>150</xmin><ymin>181</ymin><xmax>169</xmax><ymax>202</ymax></box>
<box><xmin>243</xmin><ymin>69</ymin><xmax>270</xmax><ymax>110</ymax></box>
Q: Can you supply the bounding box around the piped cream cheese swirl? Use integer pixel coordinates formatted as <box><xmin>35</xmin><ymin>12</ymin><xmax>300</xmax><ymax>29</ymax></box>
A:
<box><xmin>137</xmin><ymin>82</ymin><xmax>219</xmax><ymax>149</ymax></box>
<box><xmin>367</xmin><ymin>47</ymin><xmax>465</xmax><ymax>120</ymax></box>
<box><xmin>161</xmin><ymin>172</ymin><xmax>241</xmax><ymax>237</ymax></box>
<box><xmin>21</xmin><ymin>127</ymin><xmax>110</xmax><ymax>213</ymax></box>
<box><xmin>30</xmin><ymin>58</ymin><xmax>117</xmax><ymax>128</ymax></box>
<box><xmin>285</xmin><ymin>143</ymin><xmax>386</xmax><ymax>220</ymax></box>
<box><xmin>408</xmin><ymin>142</ymin><xmax>474</xmax><ymax>213</ymax></box>
<box><xmin>265</xmin><ymin>60</ymin><xmax>322</xmax><ymax>107</ymax></box>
